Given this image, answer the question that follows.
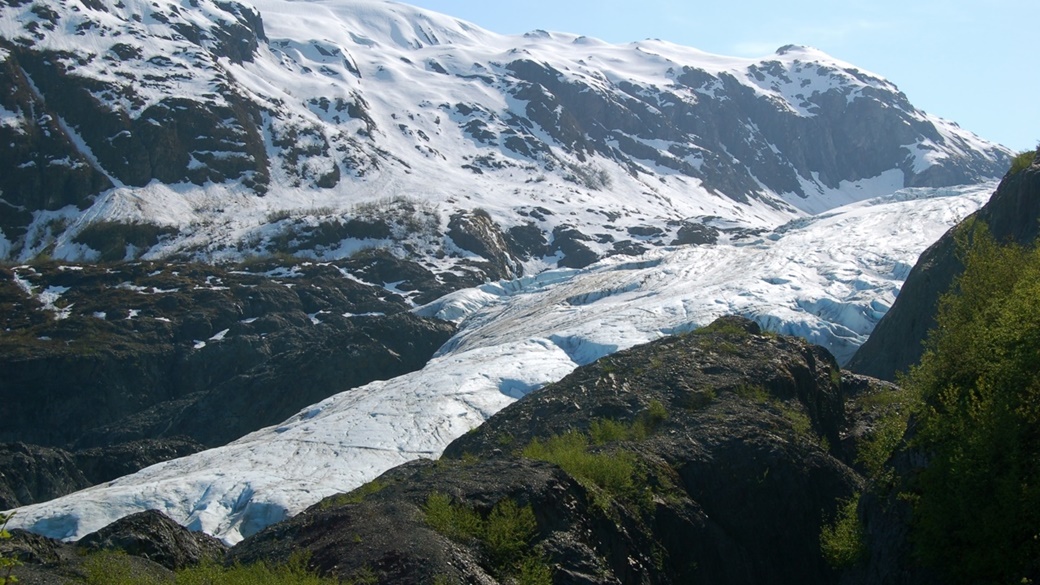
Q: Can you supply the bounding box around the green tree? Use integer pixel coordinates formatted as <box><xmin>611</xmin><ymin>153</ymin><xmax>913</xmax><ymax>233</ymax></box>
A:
<box><xmin>904</xmin><ymin>223</ymin><xmax>1040</xmax><ymax>583</ymax></box>
<box><xmin>0</xmin><ymin>511</ymin><xmax>19</xmax><ymax>584</ymax></box>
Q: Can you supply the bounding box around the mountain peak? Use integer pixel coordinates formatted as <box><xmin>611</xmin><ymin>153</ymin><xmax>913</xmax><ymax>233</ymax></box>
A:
<box><xmin>0</xmin><ymin>0</ymin><xmax>1011</xmax><ymax>271</ymax></box>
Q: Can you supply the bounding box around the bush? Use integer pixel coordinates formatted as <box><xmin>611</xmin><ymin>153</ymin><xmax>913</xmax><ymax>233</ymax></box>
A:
<box><xmin>820</xmin><ymin>494</ymin><xmax>866</xmax><ymax>568</ymax></box>
<box><xmin>423</xmin><ymin>494</ymin><xmax>549</xmax><ymax>584</ymax></box>
<box><xmin>1009</xmin><ymin>148</ymin><xmax>1037</xmax><ymax>175</ymax></box>
<box><xmin>522</xmin><ymin>430</ymin><xmax>637</xmax><ymax>497</ymax></box>
<box><xmin>904</xmin><ymin>224</ymin><xmax>1040</xmax><ymax>583</ymax></box>
<box><xmin>423</xmin><ymin>492</ymin><xmax>483</xmax><ymax>542</ymax></box>
<box><xmin>483</xmin><ymin>499</ymin><xmax>538</xmax><ymax>570</ymax></box>
<box><xmin>317</xmin><ymin>479</ymin><xmax>386</xmax><ymax>509</ymax></box>
<box><xmin>1</xmin><ymin>512</ymin><xmax>19</xmax><ymax>585</ymax></box>
<box><xmin>587</xmin><ymin>400</ymin><xmax>667</xmax><ymax>445</ymax></box>
<box><xmin>853</xmin><ymin>389</ymin><xmax>917</xmax><ymax>479</ymax></box>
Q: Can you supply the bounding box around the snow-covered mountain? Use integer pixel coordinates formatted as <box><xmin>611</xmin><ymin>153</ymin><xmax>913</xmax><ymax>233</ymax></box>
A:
<box><xmin>7</xmin><ymin>182</ymin><xmax>993</xmax><ymax>543</ymax></box>
<box><xmin>0</xmin><ymin>0</ymin><xmax>1016</xmax><ymax>552</ymax></box>
<box><xmin>0</xmin><ymin>0</ymin><xmax>1009</xmax><ymax>274</ymax></box>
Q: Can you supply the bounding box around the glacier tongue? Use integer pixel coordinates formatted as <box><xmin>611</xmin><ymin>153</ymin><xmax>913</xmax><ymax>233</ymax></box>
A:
<box><xmin>7</xmin><ymin>183</ymin><xmax>993</xmax><ymax>544</ymax></box>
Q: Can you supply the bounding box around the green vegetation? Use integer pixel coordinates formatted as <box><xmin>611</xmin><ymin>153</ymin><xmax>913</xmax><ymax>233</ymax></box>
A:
<box><xmin>82</xmin><ymin>550</ymin><xmax>338</xmax><ymax>584</ymax></box>
<box><xmin>523</xmin><ymin>430</ymin><xmax>639</xmax><ymax>502</ymax></box>
<box><xmin>423</xmin><ymin>493</ymin><xmax>550</xmax><ymax>585</ymax></box>
<box><xmin>317</xmin><ymin>479</ymin><xmax>387</xmax><ymax>509</ymax></box>
<box><xmin>820</xmin><ymin>493</ymin><xmax>866</xmax><ymax>568</ymax></box>
<box><xmin>588</xmin><ymin>400</ymin><xmax>668</xmax><ymax>444</ymax></box>
<box><xmin>853</xmin><ymin>389</ymin><xmax>918</xmax><ymax>480</ymax></box>
<box><xmin>777</xmin><ymin>402</ymin><xmax>813</xmax><ymax>438</ymax></box>
<box><xmin>692</xmin><ymin>319</ymin><xmax>752</xmax><ymax>337</ymax></box>
<box><xmin>679</xmin><ymin>387</ymin><xmax>716</xmax><ymax>410</ymax></box>
<box><xmin>900</xmin><ymin>224</ymin><xmax>1040</xmax><ymax>583</ymax></box>
<box><xmin>423</xmin><ymin>492</ymin><xmax>484</xmax><ymax>542</ymax></box>
<box><xmin>1</xmin><ymin>512</ymin><xmax>19</xmax><ymax>584</ymax></box>
<box><xmin>1009</xmin><ymin>147</ymin><xmax>1037</xmax><ymax>175</ymax></box>
<box><xmin>733</xmin><ymin>383</ymin><xmax>771</xmax><ymax>404</ymax></box>
<box><xmin>83</xmin><ymin>551</ymin><xmax>165</xmax><ymax>585</ymax></box>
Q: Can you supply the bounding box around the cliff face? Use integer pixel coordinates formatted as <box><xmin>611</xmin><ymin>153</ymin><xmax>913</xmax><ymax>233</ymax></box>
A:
<box><xmin>848</xmin><ymin>150</ymin><xmax>1040</xmax><ymax>381</ymax></box>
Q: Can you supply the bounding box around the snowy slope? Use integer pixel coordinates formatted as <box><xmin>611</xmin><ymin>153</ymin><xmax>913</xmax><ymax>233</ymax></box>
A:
<box><xmin>0</xmin><ymin>0</ymin><xmax>1010</xmax><ymax>267</ymax></box>
<box><xmin>6</xmin><ymin>182</ymin><xmax>993</xmax><ymax>544</ymax></box>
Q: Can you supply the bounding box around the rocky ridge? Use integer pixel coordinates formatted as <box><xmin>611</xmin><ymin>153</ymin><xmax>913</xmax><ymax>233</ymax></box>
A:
<box><xmin>0</xmin><ymin>0</ymin><xmax>1010</xmax><ymax>276</ymax></box>
<box><xmin>4</xmin><ymin>316</ymin><xmax>905</xmax><ymax>584</ymax></box>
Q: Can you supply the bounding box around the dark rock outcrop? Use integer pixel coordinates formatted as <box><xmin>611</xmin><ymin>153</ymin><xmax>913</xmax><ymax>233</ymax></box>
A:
<box><xmin>0</xmin><ymin>443</ymin><xmax>90</xmax><ymax>510</ymax></box>
<box><xmin>447</xmin><ymin>209</ymin><xmax>521</xmax><ymax>279</ymax></box>
<box><xmin>0</xmin><ymin>438</ymin><xmax>203</xmax><ymax>509</ymax></box>
<box><xmin>552</xmin><ymin>225</ymin><xmax>599</xmax><ymax>268</ymax></box>
<box><xmin>1</xmin><ymin>512</ymin><xmax>218</xmax><ymax>584</ymax></box>
<box><xmin>231</xmin><ymin>316</ymin><xmax>864</xmax><ymax>584</ymax></box>
<box><xmin>0</xmin><ymin>258</ymin><xmax>455</xmax><ymax>503</ymax></box>
<box><xmin>77</xmin><ymin>509</ymin><xmax>226</xmax><ymax>571</ymax></box>
<box><xmin>848</xmin><ymin>150</ymin><xmax>1040</xmax><ymax>381</ymax></box>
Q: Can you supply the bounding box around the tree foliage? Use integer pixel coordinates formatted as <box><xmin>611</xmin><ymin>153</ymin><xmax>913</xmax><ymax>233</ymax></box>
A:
<box><xmin>904</xmin><ymin>223</ymin><xmax>1040</xmax><ymax>583</ymax></box>
<box><xmin>0</xmin><ymin>512</ymin><xmax>19</xmax><ymax>584</ymax></box>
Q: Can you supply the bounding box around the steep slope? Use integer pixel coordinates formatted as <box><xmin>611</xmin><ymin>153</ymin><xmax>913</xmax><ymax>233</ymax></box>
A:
<box><xmin>0</xmin><ymin>0</ymin><xmax>1010</xmax><ymax>274</ymax></box>
<box><xmin>228</xmin><ymin>317</ymin><xmax>859</xmax><ymax>585</ymax></box>
<box><xmin>848</xmin><ymin>149</ymin><xmax>1040</xmax><ymax>380</ymax></box>
<box><xmin>6</xmin><ymin>184</ymin><xmax>988</xmax><ymax>544</ymax></box>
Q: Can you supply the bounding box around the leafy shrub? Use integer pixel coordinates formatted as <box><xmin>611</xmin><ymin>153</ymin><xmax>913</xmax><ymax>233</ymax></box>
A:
<box><xmin>853</xmin><ymin>389</ymin><xmax>917</xmax><ymax>479</ymax></box>
<box><xmin>903</xmin><ymin>224</ymin><xmax>1040</xmax><ymax>583</ymax></box>
<box><xmin>483</xmin><ymin>499</ymin><xmax>538</xmax><ymax>570</ymax></box>
<box><xmin>317</xmin><ymin>479</ymin><xmax>386</xmax><ymax>509</ymax></box>
<box><xmin>1</xmin><ymin>512</ymin><xmax>19</xmax><ymax>585</ymax></box>
<box><xmin>424</xmin><ymin>492</ymin><xmax>483</xmax><ymax>542</ymax></box>
<box><xmin>588</xmin><ymin>418</ymin><xmax>636</xmax><ymax>444</ymax></box>
<box><xmin>423</xmin><ymin>494</ymin><xmax>548</xmax><ymax>584</ymax></box>
<box><xmin>733</xmin><ymin>383</ymin><xmax>770</xmax><ymax>404</ymax></box>
<box><xmin>1009</xmin><ymin>148</ymin><xmax>1037</xmax><ymax>174</ymax></box>
<box><xmin>587</xmin><ymin>400</ymin><xmax>667</xmax><ymax>445</ymax></box>
<box><xmin>522</xmin><ymin>430</ymin><xmax>638</xmax><ymax>498</ymax></box>
<box><xmin>820</xmin><ymin>493</ymin><xmax>866</xmax><ymax>568</ymax></box>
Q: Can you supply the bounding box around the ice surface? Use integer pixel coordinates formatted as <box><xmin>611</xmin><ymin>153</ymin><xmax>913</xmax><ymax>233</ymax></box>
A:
<box><xmin>7</xmin><ymin>182</ymin><xmax>993</xmax><ymax>544</ymax></box>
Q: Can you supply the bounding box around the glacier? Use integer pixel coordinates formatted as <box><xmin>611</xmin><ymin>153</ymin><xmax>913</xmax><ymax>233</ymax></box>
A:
<box><xmin>6</xmin><ymin>182</ymin><xmax>993</xmax><ymax>544</ymax></box>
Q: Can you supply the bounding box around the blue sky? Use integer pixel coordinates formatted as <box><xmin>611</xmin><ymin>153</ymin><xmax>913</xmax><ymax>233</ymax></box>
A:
<box><xmin>404</xmin><ymin>0</ymin><xmax>1037</xmax><ymax>152</ymax></box>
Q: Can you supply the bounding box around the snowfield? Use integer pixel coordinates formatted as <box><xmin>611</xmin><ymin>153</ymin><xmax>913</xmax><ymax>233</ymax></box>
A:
<box><xmin>7</xmin><ymin>182</ymin><xmax>994</xmax><ymax>544</ymax></box>
<box><xmin>0</xmin><ymin>0</ymin><xmax>1007</xmax><ymax>264</ymax></box>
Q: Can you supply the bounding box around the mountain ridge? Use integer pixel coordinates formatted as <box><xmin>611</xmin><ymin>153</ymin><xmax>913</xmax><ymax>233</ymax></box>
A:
<box><xmin>0</xmin><ymin>0</ymin><xmax>1010</xmax><ymax>275</ymax></box>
